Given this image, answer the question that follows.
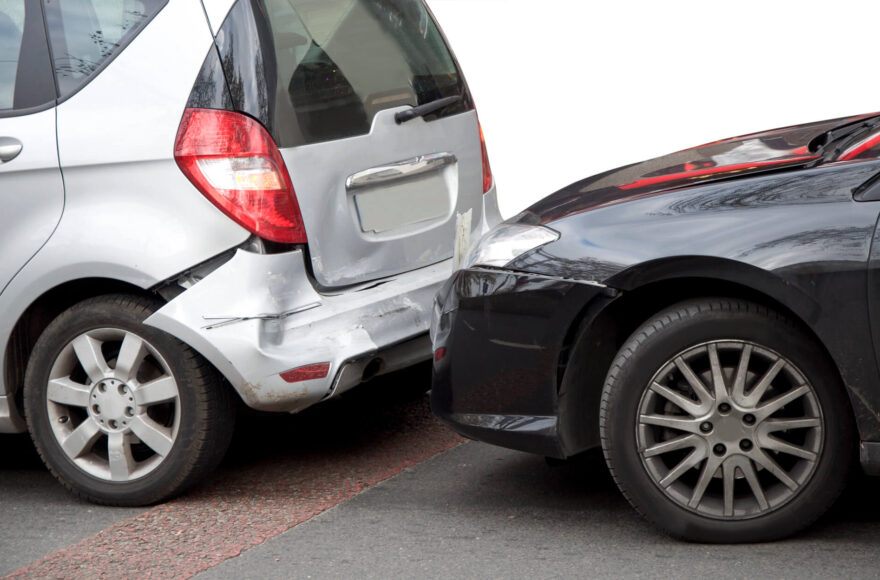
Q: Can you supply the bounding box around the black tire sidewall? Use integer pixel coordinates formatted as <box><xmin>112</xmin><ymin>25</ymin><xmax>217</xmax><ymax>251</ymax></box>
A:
<box><xmin>24</xmin><ymin>296</ymin><xmax>217</xmax><ymax>505</ymax></box>
<box><xmin>601</xmin><ymin>300</ymin><xmax>854</xmax><ymax>543</ymax></box>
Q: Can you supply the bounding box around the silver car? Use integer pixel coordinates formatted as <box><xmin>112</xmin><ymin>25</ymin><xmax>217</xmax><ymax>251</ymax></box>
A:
<box><xmin>0</xmin><ymin>0</ymin><xmax>500</xmax><ymax>505</ymax></box>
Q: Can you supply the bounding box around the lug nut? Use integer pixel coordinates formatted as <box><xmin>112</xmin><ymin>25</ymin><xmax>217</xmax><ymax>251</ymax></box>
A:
<box><xmin>700</xmin><ymin>422</ymin><xmax>714</xmax><ymax>433</ymax></box>
<box><xmin>743</xmin><ymin>414</ymin><xmax>756</xmax><ymax>425</ymax></box>
<box><xmin>125</xmin><ymin>407</ymin><xmax>134</xmax><ymax>417</ymax></box>
<box><xmin>718</xmin><ymin>403</ymin><xmax>731</xmax><ymax>414</ymax></box>
<box><xmin>92</xmin><ymin>405</ymin><xmax>101</xmax><ymax>414</ymax></box>
<box><xmin>713</xmin><ymin>444</ymin><xmax>727</xmax><ymax>456</ymax></box>
<box><xmin>740</xmin><ymin>439</ymin><xmax>753</xmax><ymax>451</ymax></box>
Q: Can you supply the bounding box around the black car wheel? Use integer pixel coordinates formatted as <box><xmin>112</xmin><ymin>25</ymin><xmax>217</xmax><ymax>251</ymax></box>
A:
<box><xmin>24</xmin><ymin>294</ymin><xmax>235</xmax><ymax>506</ymax></box>
<box><xmin>599</xmin><ymin>298</ymin><xmax>854</xmax><ymax>542</ymax></box>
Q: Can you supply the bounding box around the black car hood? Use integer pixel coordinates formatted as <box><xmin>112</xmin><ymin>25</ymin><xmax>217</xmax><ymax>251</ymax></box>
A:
<box><xmin>521</xmin><ymin>113</ymin><xmax>879</xmax><ymax>225</ymax></box>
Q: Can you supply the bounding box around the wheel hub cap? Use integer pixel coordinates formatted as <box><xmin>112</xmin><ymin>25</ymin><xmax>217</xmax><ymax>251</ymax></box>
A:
<box><xmin>89</xmin><ymin>379</ymin><xmax>137</xmax><ymax>432</ymax></box>
<box><xmin>707</xmin><ymin>408</ymin><xmax>751</xmax><ymax>447</ymax></box>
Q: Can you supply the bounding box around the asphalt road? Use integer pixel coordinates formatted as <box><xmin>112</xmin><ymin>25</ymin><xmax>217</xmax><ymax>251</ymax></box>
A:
<box><xmin>200</xmin><ymin>445</ymin><xmax>880</xmax><ymax>580</ymax></box>
<box><xmin>3</xmin><ymin>365</ymin><xmax>880</xmax><ymax>578</ymax></box>
<box><xmin>0</xmin><ymin>434</ymin><xmax>144</xmax><ymax>575</ymax></box>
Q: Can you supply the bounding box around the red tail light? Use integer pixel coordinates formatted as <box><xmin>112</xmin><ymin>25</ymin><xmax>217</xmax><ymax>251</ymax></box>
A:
<box><xmin>174</xmin><ymin>108</ymin><xmax>307</xmax><ymax>244</ymax></box>
<box><xmin>479</xmin><ymin>122</ymin><xmax>493</xmax><ymax>194</ymax></box>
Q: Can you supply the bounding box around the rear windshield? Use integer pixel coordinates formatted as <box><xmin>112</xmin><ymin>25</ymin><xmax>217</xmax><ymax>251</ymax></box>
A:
<box><xmin>216</xmin><ymin>0</ymin><xmax>472</xmax><ymax>148</ymax></box>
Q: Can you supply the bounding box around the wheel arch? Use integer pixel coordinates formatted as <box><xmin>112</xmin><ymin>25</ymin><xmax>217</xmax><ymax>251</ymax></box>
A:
<box><xmin>556</xmin><ymin>256</ymin><xmax>851</xmax><ymax>457</ymax></box>
<box><xmin>3</xmin><ymin>278</ymin><xmax>159</xmax><ymax>428</ymax></box>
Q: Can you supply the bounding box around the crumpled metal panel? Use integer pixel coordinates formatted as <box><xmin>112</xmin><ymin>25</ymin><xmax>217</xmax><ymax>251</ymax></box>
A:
<box><xmin>146</xmin><ymin>249</ymin><xmax>451</xmax><ymax>413</ymax></box>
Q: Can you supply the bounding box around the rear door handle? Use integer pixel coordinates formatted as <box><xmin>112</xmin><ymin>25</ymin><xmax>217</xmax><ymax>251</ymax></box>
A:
<box><xmin>346</xmin><ymin>152</ymin><xmax>457</xmax><ymax>191</ymax></box>
<box><xmin>0</xmin><ymin>137</ymin><xmax>23</xmax><ymax>163</ymax></box>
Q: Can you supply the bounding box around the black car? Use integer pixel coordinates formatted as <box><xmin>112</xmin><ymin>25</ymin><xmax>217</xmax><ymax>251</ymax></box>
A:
<box><xmin>431</xmin><ymin>113</ymin><xmax>880</xmax><ymax>543</ymax></box>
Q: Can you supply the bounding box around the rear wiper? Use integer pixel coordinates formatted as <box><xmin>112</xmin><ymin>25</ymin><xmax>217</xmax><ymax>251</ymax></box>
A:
<box><xmin>395</xmin><ymin>95</ymin><xmax>462</xmax><ymax>124</ymax></box>
<box><xmin>809</xmin><ymin>114</ymin><xmax>880</xmax><ymax>160</ymax></box>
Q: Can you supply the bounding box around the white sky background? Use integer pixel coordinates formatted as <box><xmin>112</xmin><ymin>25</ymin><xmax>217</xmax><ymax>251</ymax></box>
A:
<box><xmin>427</xmin><ymin>0</ymin><xmax>880</xmax><ymax>218</ymax></box>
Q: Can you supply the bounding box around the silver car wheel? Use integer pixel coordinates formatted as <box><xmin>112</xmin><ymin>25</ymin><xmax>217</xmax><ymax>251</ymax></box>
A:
<box><xmin>45</xmin><ymin>328</ymin><xmax>181</xmax><ymax>482</ymax></box>
<box><xmin>637</xmin><ymin>340</ymin><xmax>824</xmax><ymax>520</ymax></box>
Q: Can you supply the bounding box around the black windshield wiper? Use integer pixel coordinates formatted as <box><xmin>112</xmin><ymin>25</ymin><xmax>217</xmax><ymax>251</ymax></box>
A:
<box><xmin>808</xmin><ymin>114</ymin><xmax>880</xmax><ymax>161</ymax></box>
<box><xmin>395</xmin><ymin>95</ymin><xmax>462</xmax><ymax>124</ymax></box>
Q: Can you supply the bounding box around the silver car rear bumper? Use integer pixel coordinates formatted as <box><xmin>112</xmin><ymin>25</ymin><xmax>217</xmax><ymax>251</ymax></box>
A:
<box><xmin>146</xmin><ymin>248</ymin><xmax>449</xmax><ymax>413</ymax></box>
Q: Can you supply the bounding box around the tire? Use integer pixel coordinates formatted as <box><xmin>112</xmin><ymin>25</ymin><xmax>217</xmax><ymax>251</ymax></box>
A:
<box><xmin>24</xmin><ymin>294</ymin><xmax>235</xmax><ymax>506</ymax></box>
<box><xmin>599</xmin><ymin>298</ymin><xmax>854</xmax><ymax>543</ymax></box>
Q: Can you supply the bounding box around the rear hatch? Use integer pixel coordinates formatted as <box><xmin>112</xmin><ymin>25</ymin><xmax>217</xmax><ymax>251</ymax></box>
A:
<box><xmin>213</xmin><ymin>0</ymin><xmax>486</xmax><ymax>288</ymax></box>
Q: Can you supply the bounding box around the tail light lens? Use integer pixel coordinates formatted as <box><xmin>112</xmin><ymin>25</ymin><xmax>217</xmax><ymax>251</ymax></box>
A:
<box><xmin>479</xmin><ymin>122</ymin><xmax>493</xmax><ymax>194</ymax></box>
<box><xmin>280</xmin><ymin>363</ymin><xmax>330</xmax><ymax>384</ymax></box>
<box><xmin>174</xmin><ymin>108</ymin><xmax>307</xmax><ymax>244</ymax></box>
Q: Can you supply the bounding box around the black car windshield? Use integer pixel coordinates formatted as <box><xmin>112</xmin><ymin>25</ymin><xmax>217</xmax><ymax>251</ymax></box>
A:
<box><xmin>809</xmin><ymin>113</ymin><xmax>880</xmax><ymax>161</ymax></box>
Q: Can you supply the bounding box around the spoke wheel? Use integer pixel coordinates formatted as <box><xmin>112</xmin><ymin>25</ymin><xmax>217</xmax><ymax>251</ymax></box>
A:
<box><xmin>46</xmin><ymin>328</ymin><xmax>181</xmax><ymax>482</ymax></box>
<box><xmin>599</xmin><ymin>299</ymin><xmax>854</xmax><ymax>543</ymax></box>
<box><xmin>25</xmin><ymin>294</ymin><xmax>235</xmax><ymax>506</ymax></box>
<box><xmin>638</xmin><ymin>340</ymin><xmax>822</xmax><ymax>519</ymax></box>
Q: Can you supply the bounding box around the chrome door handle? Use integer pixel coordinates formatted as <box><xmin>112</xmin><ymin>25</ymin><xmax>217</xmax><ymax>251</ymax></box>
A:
<box><xmin>346</xmin><ymin>152</ymin><xmax>457</xmax><ymax>191</ymax></box>
<box><xmin>0</xmin><ymin>137</ymin><xmax>23</xmax><ymax>163</ymax></box>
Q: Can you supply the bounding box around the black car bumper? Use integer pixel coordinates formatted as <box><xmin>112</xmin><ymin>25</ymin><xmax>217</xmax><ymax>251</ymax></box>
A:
<box><xmin>430</xmin><ymin>267</ymin><xmax>611</xmax><ymax>457</ymax></box>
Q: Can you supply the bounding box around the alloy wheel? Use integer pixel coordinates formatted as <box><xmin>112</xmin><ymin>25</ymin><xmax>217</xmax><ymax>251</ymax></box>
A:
<box><xmin>637</xmin><ymin>340</ymin><xmax>823</xmax><ymax>519</ymax></box>
<box><xmin>45</xmin><ymin>328</ymin><xmax>181</xmax><ymax>482</ymax></box>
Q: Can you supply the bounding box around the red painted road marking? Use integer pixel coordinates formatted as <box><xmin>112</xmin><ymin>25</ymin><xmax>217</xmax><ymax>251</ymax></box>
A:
<box><xmin>7</xmin><ymin>400</ymin><xmax>464</xmax><ymax>579</ymax></box>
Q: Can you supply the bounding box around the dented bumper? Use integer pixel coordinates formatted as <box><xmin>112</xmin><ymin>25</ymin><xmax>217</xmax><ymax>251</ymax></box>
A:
<box><xmin>430</xmin><ymin>268</ymin><xmax>609</xmax><ymax>457</ymax></box>
<box><xmin>146</xmin><ymin>249</ymin><xmax>449</xmax><ymax>413</ymax></box>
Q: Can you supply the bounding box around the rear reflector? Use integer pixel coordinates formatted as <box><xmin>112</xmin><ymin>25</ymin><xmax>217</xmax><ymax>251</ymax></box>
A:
<box><xmin>174</xmin><ymin>108</ymin><xmax>307</xmax><ymax>244</ymax></box>
<box><xmin>434</xmin><ymin>348</ymin><xmax>447</xmax><ymax>362</ymax></box>
<box><xmin>280</xmin><ymin>363</ymin><xmax>331</xmax><ymax>384</ymax></box>
<box><xmin>479</xmin><ymin>123</ymin><xmax>493</xmax><ymax>194</ymax></box>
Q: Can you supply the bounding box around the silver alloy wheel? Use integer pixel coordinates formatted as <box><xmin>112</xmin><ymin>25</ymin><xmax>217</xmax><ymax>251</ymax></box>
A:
<box><xmin>45</xmin><ymin>328</ymin><xmax>181</xmax><ymax>482</ymax></box>
<box><xmin>637</xmin><ymin>340</ymin><xmax>824</xmax><ymax>519</ymax></box>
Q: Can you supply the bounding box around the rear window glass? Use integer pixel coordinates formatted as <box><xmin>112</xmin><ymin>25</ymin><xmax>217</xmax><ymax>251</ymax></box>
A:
<box><xmin>0</xmin><ymin>0</ymin><xmax>24</xmax><ymax>110</ymax></box>
<box><xmin>43</xmin><ymin>0</ymin><xmax>167</xmax><ymax>99</ymax></box>
<box><xmin>218</xmin><ymin>0</ymin><xmax>471</xmax><ymax>148</ymax></box>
